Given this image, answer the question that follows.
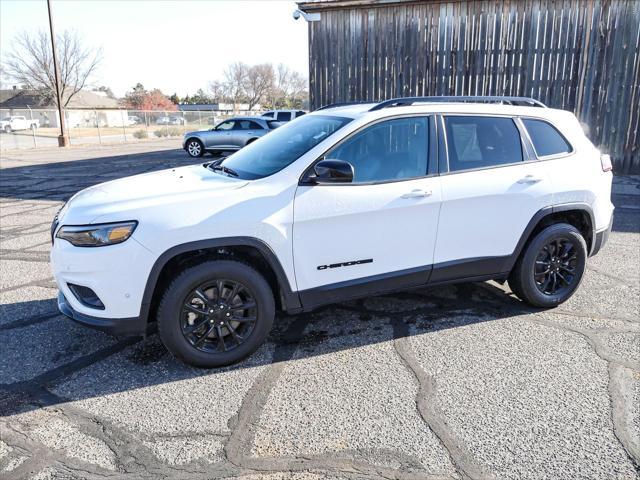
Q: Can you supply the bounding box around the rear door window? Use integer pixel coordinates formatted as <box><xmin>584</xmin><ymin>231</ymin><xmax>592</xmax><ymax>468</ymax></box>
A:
<box><xmin>522</xmin><ymin>118</ymin><xmax>572</xmax><ymax>157</ymax></box>
<box><xmin>234</xmin><ymin>120</ymin><xmax>262</xmax><ymax>130</ymax></box>
<box><xmin>444</xmin><ymin>116</ymin><xmax>523</xmax><ymax>172</ymax></box>
<box><xmin>276</xmin><ymin>111</ymin><xmax>292</xmax><ymax>121</ymax></box>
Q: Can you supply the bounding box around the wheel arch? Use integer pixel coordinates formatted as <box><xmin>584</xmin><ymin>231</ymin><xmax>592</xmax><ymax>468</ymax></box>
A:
<box><xmin>503</xmin><ymin>203</ymin><xmax>595</xmax><ymax>273</ymax></box>
<box><xmin>184</xmin><ymin>136</ymin><xmax>204</xmax><ymax>147</ymax></box>
<box><xmin>140</xmin><ymin>237</ymin><xmax>301</xmax><ymax>325</ymax></box>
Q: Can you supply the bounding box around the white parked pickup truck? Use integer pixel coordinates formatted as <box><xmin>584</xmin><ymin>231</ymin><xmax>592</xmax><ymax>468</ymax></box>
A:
<box><xmin>0</xmin><ymin>116</ymin><xmax>40</xmax><ymax>133</ymax></box>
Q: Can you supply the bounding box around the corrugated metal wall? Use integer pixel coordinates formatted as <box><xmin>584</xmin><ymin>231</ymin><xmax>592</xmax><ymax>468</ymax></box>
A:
<box><xmin>307</xmin><ymin>0</ymin><xmax>640</xmax><ymax>173</ymax></box>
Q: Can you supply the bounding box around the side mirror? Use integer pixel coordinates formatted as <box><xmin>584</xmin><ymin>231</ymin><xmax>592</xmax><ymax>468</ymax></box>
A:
<box><xmin>311</xmin><ymin>159</ymin><xmax>354</xmax><ymax>184</ymax></box>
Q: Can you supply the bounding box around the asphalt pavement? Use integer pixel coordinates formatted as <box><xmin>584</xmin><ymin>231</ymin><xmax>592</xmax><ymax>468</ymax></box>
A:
<box><xmin>0</xmin><ymin>142</ymin><xmax>638</xmax><ymax>480</ymax></box>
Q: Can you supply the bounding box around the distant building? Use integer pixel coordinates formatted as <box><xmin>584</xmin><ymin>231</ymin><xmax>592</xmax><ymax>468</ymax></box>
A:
<box><xmin>178</xmin><ymin>103</ymin><xmax>261</xmax><ymax>112</ymax></box>
<box><xmin>0</xmin><ymin>88</ymin><xmax>128</xmax><ymax>128</ymax></box>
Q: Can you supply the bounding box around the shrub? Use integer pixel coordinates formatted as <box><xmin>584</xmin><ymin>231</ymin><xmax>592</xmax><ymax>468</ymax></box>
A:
<box><xmin>153</xmin><ymin>128</ymin><xmax>181</xmax><ymax>138</ymax></box>
<box><xmin>133</xmin><ymin>129</ymin><xmax>148</xmax><ymax>139</ymax></box>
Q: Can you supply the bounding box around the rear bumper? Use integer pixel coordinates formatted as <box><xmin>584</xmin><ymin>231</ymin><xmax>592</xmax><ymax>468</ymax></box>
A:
<box><xmin>58</xmin><ymin>292</ymin><xmax>147</xmax><ymax>337</ymax></box>
<box><xmin>590</xmin><ymin>215</ymin><xmax>613</xmax><ymax>257</ymax></box>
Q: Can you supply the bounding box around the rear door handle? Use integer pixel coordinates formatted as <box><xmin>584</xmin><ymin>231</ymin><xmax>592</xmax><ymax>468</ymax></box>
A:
<box><xmin>401</xmin><ymin>189</ymin><xmax>432</xmax><ymax>199</ymax></box>
<box><xmin>517</xmin><ymin>175</ymin><xmax>543</xmax><ymax>184</ymax></box>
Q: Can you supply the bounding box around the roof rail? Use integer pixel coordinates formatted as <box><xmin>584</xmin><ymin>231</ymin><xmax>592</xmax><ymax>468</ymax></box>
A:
<box><xmin>368</xmin><ymin>96</ymin><xmax>547</xmax><ymax>111</ymax></box>
<box><xmin>315</xmin><ymin>101</ymin><xmax>374</xmax><ymax>111</ymax></box>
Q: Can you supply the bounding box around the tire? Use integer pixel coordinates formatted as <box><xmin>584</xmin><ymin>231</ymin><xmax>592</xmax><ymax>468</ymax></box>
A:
<box><xmin>157</xmin><ymin>259</ymin><xmax>275</xmax><ymax>368</ymax></box>
<box><xmin>185</xmin><ymin>138</ymin><xmax>204</xmax><ymax>157</ymax></box>
<box><xmin>4</xmin><ymin>125</ymin><xmax>11</xmax><ymax>133</ymax></box>
<box><xmin>509</xmin><ymin>223</ymin><xmax>587</xmax><ymax>308</ymax></box>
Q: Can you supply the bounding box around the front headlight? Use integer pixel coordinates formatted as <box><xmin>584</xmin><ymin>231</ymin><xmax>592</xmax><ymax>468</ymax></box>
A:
<box><xmin>56</xmin><ymin>221</ymin><xmax>138</xmax><ymax>247</ymax></box>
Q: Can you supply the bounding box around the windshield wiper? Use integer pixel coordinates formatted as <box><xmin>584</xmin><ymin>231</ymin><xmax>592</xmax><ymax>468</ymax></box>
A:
<box><xmin>208</xmin><ymin>163</ymin><xmax>239</xmax><ymax>177</ymax></box>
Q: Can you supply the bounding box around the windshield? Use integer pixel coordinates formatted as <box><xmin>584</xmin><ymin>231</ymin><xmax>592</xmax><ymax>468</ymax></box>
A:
<box><xmin>219</xmin><ymin>114</ymin><xmax>352</xmax><ymax>179</ymax></box>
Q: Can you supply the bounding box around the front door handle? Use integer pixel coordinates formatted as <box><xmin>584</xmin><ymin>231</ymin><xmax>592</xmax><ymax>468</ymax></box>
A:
<box><xmin>517</xmin><ymin>175</ymin><xmax>543</xmax><ymax>184</ymax></box>
<box><xmin>401</xmin><ymin>189</ymin><xmax>432</xmax><ymax>199</ymax></box>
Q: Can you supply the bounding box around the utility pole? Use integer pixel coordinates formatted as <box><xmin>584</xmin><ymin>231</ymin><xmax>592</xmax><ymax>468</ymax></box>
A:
<box><xmin>47</xmin><ymin>0</ymin><xmax>69</xmax><ymax>147</ymax></box>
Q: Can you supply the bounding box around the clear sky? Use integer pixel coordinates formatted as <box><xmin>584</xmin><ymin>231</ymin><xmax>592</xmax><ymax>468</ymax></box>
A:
<box><xmin>0</xmin><ymin>0</ymin><xmax>309</xmax><ymax>97</ymax></box>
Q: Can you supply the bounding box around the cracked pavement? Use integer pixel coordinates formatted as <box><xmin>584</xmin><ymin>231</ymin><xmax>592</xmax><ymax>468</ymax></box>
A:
<box><xmin>1</xmin><ymin>143</ymin><xmax>639</xmax><ymax>479</ymax></box>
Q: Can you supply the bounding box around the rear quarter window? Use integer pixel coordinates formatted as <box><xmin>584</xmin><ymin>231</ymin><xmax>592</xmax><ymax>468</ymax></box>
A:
<box><xmin>522</xmin><ymin>118</ymin><xmax>572</xmax><ymax>157</ymax></box>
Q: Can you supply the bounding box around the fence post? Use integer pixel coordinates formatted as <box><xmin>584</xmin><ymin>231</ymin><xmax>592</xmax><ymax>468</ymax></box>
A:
<box><xmin>144</xmin><ymin>111</ymin><xmax>150</xmax><ymax>138</ymax></box>
<box><xmin>164</xmin><ymin>111</ymin><xmax>168</xmax><ymax>136</ymax></box>
<box><xmin>26</xmin><ymin>105</ymin><xmax>37</xmax><ymax>148</ymax></box>
<box><xmin>65</xmin><ymin>110</ymin><xmax>71</xmax><ymax>145</ymax></box>
<box><xmin>120</xmin><ymin>109</ymin><xmax>127</xmax><ymax>142</ymax></box>
<box><xmin>95</xmin><ymin>109</ymin><xmax>102</xmax><ymax>144</ymax></box>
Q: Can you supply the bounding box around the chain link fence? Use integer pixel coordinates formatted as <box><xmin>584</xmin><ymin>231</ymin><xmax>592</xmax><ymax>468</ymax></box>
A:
<box><xmin>0</xmin><ymin>108</ymin><xmax>261</xmax><ymax>150</ymax></box>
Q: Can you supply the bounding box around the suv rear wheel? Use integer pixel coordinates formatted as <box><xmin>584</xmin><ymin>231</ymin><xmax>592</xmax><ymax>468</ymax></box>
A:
<box><xmin>157</xmin><ymin>259</ymin><xmax>275</xmax><ymax>367</ymax></box>
<box><xmin>509</xmin><ymin>223</ymin><xmax>587</xmax><ymax>308</ymax></box>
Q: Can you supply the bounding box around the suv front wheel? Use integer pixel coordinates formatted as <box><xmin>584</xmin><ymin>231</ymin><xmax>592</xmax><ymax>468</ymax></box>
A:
<box><xmin>157</xmin><ymin>259</ymin><xmax>275</xmax><ymax>367</ymax></box>
<box><xmin>185</xmin><ymin>138</ymin><xmax>204</xmax><ymax>157</ymax></box>
<box><xmin>509</xmin><ymin>223</ymin><xmax>587</xmax><ymax>308</ymax></box>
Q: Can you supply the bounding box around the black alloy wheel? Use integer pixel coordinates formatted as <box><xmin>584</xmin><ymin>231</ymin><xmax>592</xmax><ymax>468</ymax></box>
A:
<box><xmin>508</xmin><ymin>223</ymin><xmax>587</xmax><ymax>308</ymax></box>
<box><xmin>157</xmin><ymin>259</ymin><xmax>275</xmax><ymax>368</ymax></box>
<box><xmin>181</xmin><ymin>279</ymin><xmax>257</xmax><ymax>353</ymax></box>
<box><xmin>534</xmin><ymin>237</ymin><xmax>579</xmax><ymax>296</ymax></box>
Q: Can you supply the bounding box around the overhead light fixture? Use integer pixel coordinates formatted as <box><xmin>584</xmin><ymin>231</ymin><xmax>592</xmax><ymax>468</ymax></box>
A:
<box><xmin>292</xmin><ymin>9</ymin><xmax>321</xmax><ymax>22</ymax></box>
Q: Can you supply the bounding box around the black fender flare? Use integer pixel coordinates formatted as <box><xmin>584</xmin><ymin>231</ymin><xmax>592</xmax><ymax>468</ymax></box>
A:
<box><xmin>501</xmin><ymin>202</ymin><xmax>595</xmax><ymax>273</ymax></box>
<box><xmin>139</xmin><ymin>237</ymin><xmax>301</xmax><ymax>322</ymax></box>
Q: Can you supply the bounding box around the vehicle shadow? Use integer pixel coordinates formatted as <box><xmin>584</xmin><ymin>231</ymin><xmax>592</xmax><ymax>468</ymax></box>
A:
<box><xmin>0</xmin><ymin>280</ymin><xmax>541</xmax><ymax>418</ymax></box>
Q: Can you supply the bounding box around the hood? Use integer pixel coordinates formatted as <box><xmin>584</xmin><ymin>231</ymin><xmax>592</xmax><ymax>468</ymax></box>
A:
<box><xmin>59</xmin><ymin>164</ymin><xmax>248</xmax><ymax>224</ymax></box>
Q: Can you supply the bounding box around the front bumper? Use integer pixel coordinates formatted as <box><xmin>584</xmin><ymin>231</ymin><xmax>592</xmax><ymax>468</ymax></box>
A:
<box><xmin>58</xmin><ymin>292</ymin><xmax>147</xmax><ymax>336</ymax></box>
<box><xmin>51</xmin><ymin>232</ymin><xmax>156</xmax><ymax>319</ymax></box>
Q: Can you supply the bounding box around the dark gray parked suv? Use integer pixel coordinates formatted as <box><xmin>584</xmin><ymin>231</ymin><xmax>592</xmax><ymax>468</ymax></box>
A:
<box><xmin>182</xmin><ymin>117</ymin><xmax>281</xmax><ymax>157</ymax></box>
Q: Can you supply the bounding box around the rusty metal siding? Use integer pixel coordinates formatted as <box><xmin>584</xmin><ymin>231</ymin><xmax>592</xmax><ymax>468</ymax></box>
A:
<box><xmin>306</xmin><ymin>0</ymin><xmax>640</xmax><ymax>173</ymax></box>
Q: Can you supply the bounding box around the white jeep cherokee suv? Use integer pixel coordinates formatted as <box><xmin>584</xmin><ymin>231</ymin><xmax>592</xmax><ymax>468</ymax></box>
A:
<box><xmin>51</xmin><ymin>96</ymin><xmax>614</xmax><ymax>367</ymax></box>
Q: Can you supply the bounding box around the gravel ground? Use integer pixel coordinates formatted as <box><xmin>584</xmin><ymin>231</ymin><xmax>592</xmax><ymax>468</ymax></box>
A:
<box><xmin>0</xmin><ymin>143</ymin><xmax>638</xmax><ymax>480</ymax></box>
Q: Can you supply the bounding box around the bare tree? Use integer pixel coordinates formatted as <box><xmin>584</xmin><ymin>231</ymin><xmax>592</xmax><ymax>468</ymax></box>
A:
<box><xmin>2</xmin><ymin>30</ymin><xmax>102</xmax><ymax>108</ymax></box>
<box><xmin>244</xmin><ymin>64</ymin><xmax>274</xmax><ymax>110</ymax></box>
<box><xmin>223</xmin><ymin>62</ymin><xmax>248</xmax><ymax>109</ymax></box>
<box><xmin>288</xmin><ymin>71</ymin><xmax>308</xmax><ymax>108</ymax></box>
<box><xmin>270</xmin><ymin>63</ymin><xmax>291</xmax><ymax>107</ymax></box>
<box><xmin>208</xmin><ymin>62</ymin><xmax>307</xmax><ymax>110</ymax></box>
<box><xmin>208</xmin><ymin>80</ymin><xmax>229</xmax><ymax>103</ymax></box>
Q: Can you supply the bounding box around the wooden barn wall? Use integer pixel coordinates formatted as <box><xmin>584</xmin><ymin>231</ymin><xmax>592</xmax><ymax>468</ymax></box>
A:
<box><xmin>307</xmin><ymin>0</ymin><xmax>640</xmax><ymax>173</ymax></box>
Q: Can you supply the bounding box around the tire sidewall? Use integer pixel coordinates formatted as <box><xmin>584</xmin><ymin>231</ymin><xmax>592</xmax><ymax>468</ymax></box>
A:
<box><xmin>158</xmin><ymin>260</ymin><xmax>275</xmax><ymax>367</ymax></box>
<box><xmin>519</xmin><ymin>224</ymin><xmax>587</xmax><ymax>307</ymax></box>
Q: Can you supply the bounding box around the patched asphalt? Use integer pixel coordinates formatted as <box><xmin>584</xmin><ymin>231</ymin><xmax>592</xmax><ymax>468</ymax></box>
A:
<box><xmin>1</xmin><ymin>142</ymin><xmax>638</xmax><ymax>479</ymax></box>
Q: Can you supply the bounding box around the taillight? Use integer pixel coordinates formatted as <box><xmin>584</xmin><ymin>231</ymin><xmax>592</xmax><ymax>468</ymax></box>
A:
<box><xmin>600</xmin><ymin>153</ymin><xmax>613</xmax><ymax>172</ymax></box>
